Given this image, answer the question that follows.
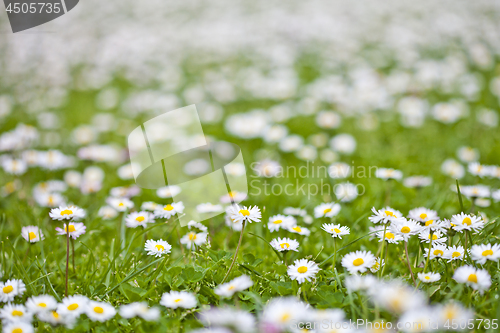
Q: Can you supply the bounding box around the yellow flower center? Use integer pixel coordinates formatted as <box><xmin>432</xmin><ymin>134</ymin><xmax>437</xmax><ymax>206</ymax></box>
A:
<box><xmin>482</xmin><ymin>250</ymin><xmax>493</xmax><ymax>257</ymax></box>
<box><xmin>384</xmin><ymin>210</ymin><xmax>395</xmax><ymax>217</ymax></box>
<box><xmin>12</xmin><ymin>329</ymin><xmax>23</xmax><ymax>333</ymax></box>
<box><xmin>323</xmin><ymin>208</ymin><xmax>332</xmax><ymax>214</ymax></box>
<box><xmin>118</xmin><ymin>203</ymin><xmax>124</xmax><ymax>207</ymax></box>
<box><xmin>239</xmin><ymin>209</ymin><xmax>250</xmax><ymax>216</ymax></box>
<box><xmin>401</xmin><ymin>226</ymin><xmax>411</xmax><ymax>233</ymax></box>
<box><xmin>297</xmin><ymin>266</ymin><xmax>308</xmax><ymax>273</ymax></box>
<box><xmin>273</xmin><ymin>219</ymin><xmax>283</xmax><ymax>224</ymax></box>
<box><xmin>462</xmin><ymin>217</ymin><xmax>472</xmax><ymax>226</ymax></box>
<box><xmin>174</xmin><ymin>299</ymin><xmax>182</xmax><ymax>303</ymax></box>
<box><xmin>29</xmin><ymin>232</ymin><xmax>37</xmax><ymax>240</ymax></box>
<box><xmin>228</xmin><ymin>285</ymin><xmax>235</xmax><ymax>290</ymax></box>
<box><xmin>419</xmin><ymin>213</ymin><xmax>427</xmax><ymax>219</ymax></box>
<box><xmin>136</xmin><ymin>216</ymin><xmax>145</xmax><ymax>222</ymax></box>
<box><xmin>155</xmin><ymin>245</ymin><xmax>165</xmax><ymax>252</ymax></box>
<box><xmin>280</xmin><ymin>243</ymin><xmax>290</xmax><ymax>249</ymax></box>
<box><xmin>467</xmin><ymin>274</ymin><xmax>478</xmax><ymax>283</ymax></box>
<box><xmin>164</xmin><ymin>204</ymin><xmax>174</xmax><ymax>211</ymax></box>
<box><xmin>353</xmin><ymin>258</ymin><xmax>364</xmax><ymax>266</ymax></box>
<box><xmin>188</xmin><ymin>232</ymin><xmax>197</xmax><ymax>241</ymax></box>
<box><xmin>333</xmin><ymin>228</ymin><xmax>341</xmax><ymax>233</ymax></box>
<box><xmin>64</xmin><ymin>225</ymin><xmax>76</xmax><ymax>233</ymax></box>
<box><xmin>452</xmin><ymin>251</ymin><xmax>461</xmax><ymax>258</ymax></box>
<box><xmin>425</xmin><ymin>220</ymin><xmax>434</xmax><ymax>226</ymax></box>
<box><xmin>94</xmin><ymin>306</ymin><xmax>104</xmax><ymax>314</ymax></box>
<box><xmin>52</xmin><ymin>311</ymin><xmax>59</xmax><ymax>319</ymax></box>
<box><xmin>12</xmin><ymin>310</ymin><xmax>23</xmax><ymax>316</ymax></box>
<box><xmin>428</xmin><ymin>234</ymin><xmax>438</xmax><ymax>240</ymax></box>
<box><xmin>2</xmin><ymin>285</ymin><xmax>13</xmax><ymax>293</ymax></box>
<box><xmin>38</xmin><ymin>303</ymin><xmax>47</xmax><ymax>308</ymax></box>
<box><xmin>425</xmin><ymin>276</ymin><xmax>430</xmax><ymax>280</ymax></box>
<box><xmin>292</xmin><ymin>226</ymin><xmax>301</xmax><ymax>232</ymax></box>
<box><xmin>60</xmin><ymin>209</ymin><xmax>73</xmax><ymax>216</ymax></box>
<box><xmin>280</xmin><ymin>313</ymin><xmax>291</xmax><ymax>322</ymax></box>
<box><xmin>385</xmin><ymin>232</ymin><xmax>395</xmax><ymax>239</ymax></box>
<box><xmin>433</xmin><ymin>250</ymin><xmax>444</xmax><ymax>256</ymax></box>
<box><xmin>228</xmin><ymin>191</ymin><xmax>237</xmax><ymax>198</ymax></box>
<box><xmin>67</xmin><ymin>303</ymin><xmax>79</xmax><ymax>311</ymax></box>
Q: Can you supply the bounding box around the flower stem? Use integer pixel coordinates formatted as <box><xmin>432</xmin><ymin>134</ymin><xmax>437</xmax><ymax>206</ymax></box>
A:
<box><xmin>283</xmin><ymin>251</ymin><xmax>288</xmax><ymax>266</ymax></box>
<box><xmin>380</xmin><ymin>243</ymin><xmax>389</xmax><ymax>276</ymax></box>
<box><xmin>221</xmin><ymin>220</ymin><xmax>246</xmax><ymax>284</ymax></box>
<box><xmin>404</xmin><ymin>241</ymin><xmax>416</xmax><ymax>287</ymax></box>
<box><xmin>423</xmin><ymin>232</ymin><xmax>433</xmax><ymax>273</ymax></box>
<box><xmin>71</xmin><ymin>238</ymin><xmax>75</xmax><ymax>274</ymax></box>
<box><xmin>65</xmin><ymin>223</ymin><xmax>70</xmax><ymax>297</ymax></box>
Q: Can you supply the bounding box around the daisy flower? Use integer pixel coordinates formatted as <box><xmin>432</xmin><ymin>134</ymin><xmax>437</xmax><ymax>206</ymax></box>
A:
<box><xmin>0</xmin><ymin>303</ymin><xmax>33</xmax><ymax>323</ymax></box>
<box><xmin>160</xmin><ymin>290</ymin><xmax>197</xmax><ymax>309</ymax></box>
<box><xmin>403</xmin><ymin>176</ymin><xmax>432</xmax><ymax>188</ymax></box>
<box><xmin>444</xmin><ymin>245</ymin><xmax>465</xmax><ymax>262</ymax></box>
<box><xmin>261</xmin><ymin>297</ymin><xmax>308</xmax><ymax>330</ymax></box>
<box><xmin>287</xmin><ymin>259</ymin><xmax>320</xmax><ymax>284</ymax></box>
<box><xmin>283</xmin><ymin>207</ymin><xmax>307</xmax><ymax>217</ymax></box>
<box><xmin>341</xmin><ymin>251</ymin><xmax>376</xmax><ymax>274</ymax></box>
<box><xmin>345</xmin><ymin>274</ymin><xmax>378</xmax><ymax>292</ymax></box>
<box><xmin>418</xmin><ymin>272</ymin><xmax>441</xmax><ymax>283</ymax></box>
<box><xmin>57</xmin><ymin>295</ymin><xmax>89</xmax><ymax>317</ymax></box>
<box><xmin>0</xmin><ymin>279</ymin><xmax>26</xmax><ymax>302</ymax></box>
<box><xmin>38</xmin><ymin>309</ymin><xmax>75</xmax><ymax>328</ymax></box>
<box><xmin>420</xmin><ymin>219</ymin><xmax>448</xmax><ymax>231</ymax></box>
<box><xmin>21</xmin><ymin>226</ymin><xmax>44</xmax><ymax>243</ymax></box>
<box><xmin>214</xmin><ymin>275</ymin><xmax>253</xmax><ymax>298</ymax></box>
<box><xmin>389</xmin><ymin>218</ymin><xmax>421</xmax><ymax>241</ymax></box>
<box><xmin>470</xmin><ymin>243</ymin><xmax>500</xmax><ymax>265</ymax></box>
<box><xmin>187</xmin><ymin>220</ymin><xmax>208</xmax><ymax>232</ymax></box>
<box><xmin>225</xmin><ymin>213</ymin><xmax>244</xmax><ymax>231</ymax></box>
<box><xmin>267</xmin><ymin>214</ymin><xmax>295</xmax><ymax>232</ymax></box>
<box><xmin>119</xmin><ymin>302</ymin><xmax>160</xmax><ymax>321</ymax></box>
<box><xmin>180</xmin><ymin>231</ymin><xmax>208</xmax><ymax>248</ymax></box>
<box><xmin>286</xmin><ymin>225</ymin><xmax>311</xmax><ymax>236</ymax></box>
<box><xmin>86</xmin><ymin>301</ymin><xmax>116</xmax><ymax>322</ymax></box>
<box><xmin>145</xmin><ymin>239</ymin><xmax>172</xmax><ymax>257</ymax></box>
<box><xmin>368</xmin><ymin>280</ymin><xmax>427</xmax><ymax>314</ymax></box>
<box><xmin>375</xmin><ymin>168</ymin><xmax>403</xmax><ymax>180</ymax></box>
<box><xmin>156</xmin><ymin>185</ymin><xmax>181</xmax><ymax>198</ymax></box>
<box><xmin>141</xmin><ymin>201</ymin><xmax>160</xmax><ymax>211</ymax></box>
<box><xmin>26</xmin><ymin>295</ymin><xmax>57</xmax><ymax>314</ymax></box>
<box><xmin>368</xmin><ymin>207</ymin><xmax>402</xmax><ymax>224</ymax></box>
<box><xmin>97</xmin><ymin>206</ymin><xmax>118</xmax><ymax>220</ymax></box>
<box><xmin>370</xmin><ymin>258</ymin><xmax>385</xmax><ymax>273</ymax></box>
<box><xmin>2</xmin><ymin>322</ymin><xmax>34</xmax><ymax>333</ymax></box>
<box><xmin>376</xmin><ymin>229</ymin><xmax>403</xmax><ymax>244</ymax></box>
<box><xmin>453</xmin><ymin>265</ymin><xmax>491</xmax><ymax>293</ymax></box>
<box><xmin>55</xmin><ymin>222</ymin><xmax>87</xmax><ymax>239</ymax></box>
<box><xmin>107</xmin><ymin>197</ymin><xmax>134</xmax><ymax>212</ymax></box>
<box><xmin>154</xmin><ymin>202</ymin><xmax>185</xmax><ymax>219</ymax></box>
<box><xmin>270</xmin><ymin>238</ymin><xmax>299</xmax><ymax>252</ymax></box>
<box><xmin>227</xmin><ymin>204</ymin><xmax>261</xmax><ymax>224</ymax></box>
<box><xmin>125</xmin><ymin>211</ymin><xmax>154</xmax><ymax>228</ymax></box>
<box><xmin>198</xmin><ymin>307</ymin><xmax>256</xmax><ymax>333</ymax></box>
<box><xmin>419</xmin><ymin>230</ymin><xmax>447</xmax><ymax>244</ymax></box>
<box><xmin>436</xmin><ymin>302</ymin><xmax>474</xmax><ymax>329</ymax></box>
<box><xmin>220</xmin><ymin>190</ymin><xmax>247</xmax><ymax>204</ymax></box>
<box><xmin>460</xmin><ymin>185</ymin><xmax>490</xmax><ymax>199</ymax></box>
<box><xmin>451</xmin><ymin>213</ymin><xmax>484</xmax><ymax>232</ymax></box>
<box><xmin>313</xmin><ymin>202</ymin><xmax>341</xmax><ymax>218</ymax></box>
<box><xmin>321</xmin><ymin>223</ymin><xmax>350</xmax><ymax>238</ymax></box>
<box><xmin>49</xmin><ymin>206</ymin><xmax>85</xmax><ymax>221</ymax></box>
<box><xmin>492</xmin><ymin>189</ymin><xmax>500</xmax><ymax>202</ymax></box>
<box><xmin>408</xmin><ymin>207</ymin><xmax>439</xmax><ymax>222</ymax></box>
<box><xmin>196</xmin><ymin>203</ymin><xmax>223</xmax><ymax>213</ymax></box>
<box><xmin>424</xmin><ymin>244</ymin><xmax>448</xmax><ymax>259</ymax></box>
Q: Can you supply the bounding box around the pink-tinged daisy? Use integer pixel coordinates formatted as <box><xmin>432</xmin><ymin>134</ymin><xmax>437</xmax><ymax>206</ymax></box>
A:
<box><xmin>21</xmin><ymin>226</ymin><xmax>44</xmax><ymax>243</ymax></box>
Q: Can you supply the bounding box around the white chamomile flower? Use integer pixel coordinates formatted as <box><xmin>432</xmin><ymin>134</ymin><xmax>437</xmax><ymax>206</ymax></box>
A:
<box><xmin>261</xmin><ymin>297</ymin><xmax>308</xmax><ymax>329</ymax></box>
<box><xmin>141</xmin><ymin>201</ymin><xmax>160</xmax><ymax>211</ymax></box>
<box><xmin>321</xmin><ymin>223</ymin><xmax>350</xmax><ymax>239</ymax></box>
<box><xmin>0</xmin><ymin>279</ymin><xmax>26</xmax><ymax>302</ymax></box>
<box><xmin>1</xmin><ymin>158</ymin><xmax>28</xmax><ymax>175</ymax></box>
<box><xmin>418</xmin><ymin>272</ymin><xmax>441</xmax><ymax>283</ymax></box>
<box><xmin>26</xmin><ymin>295</ymin><xmax>57</xmax><ymax>314</ymax></box>
<box><xmin>125</xmin><ymin>211</ymin><xmax>154</xmax><ymax>228</ymax></box>
<box><xmin>424</xmin><ymin>243</ymin><xmax>448</xmax><ymax>259</ymax></box>
<box><xmin>419</xmin><ymin>229</ymin><xmax>447</xmax><ymax>244</ymax></box>
<box><xmin>49</xmin><ymin>206</ymin><xmax>85</xmax><ymax>220</ymax></box>
<box><xmin>196</xmin><ymin>203</ymin><xmax>223</xmax><ymax>213</ymax></box>
<box><xmin>85</xmin><ymin>301</ymin><xmax>116</xmax><ymax>322</ymax></box>
<box><xmin>314</xmin><ymin>202</ymin><xmax>341</xmax><ymax>218</ymax></box>
<box><xmin>436</xmin><ymin>302</ymin><xmax>474</xmax><ymax>329</ymax></box>
<box><xmin>389</xmin><ymin>218</ymin><xmax>421</xmax><ymax>241</ymax></box>
<box><xmin>460</xmin><ymin>185</ymin><xmax>490</xmax><ymax>199</ymax></box>
<box><xmin>453</xmin><ymin>265</ymin><xmax>491</xmax><ymax>293</ymax></box>
<box><xmin>268</xmin><ymin>214</ymin><xmax>296</xmax><ymax>232</ymax></box>
<box><xmin>408</xmin><ymin>207</ymin><xmax>439</xmax><ymax>222</ymax></box>
<box><xmin>198</xmin><ymin>307</ymin><xmax>256</xmax><ymax>333</ymax></box>
<box><xmin>220</xmin><ymin>190</ymin><xmax>247</xmax><ymax>204</ymax></box>
<box><xmin>444</xmin><ymin>245</ymin><xmax>465</xmax><ymax>262</ymax></box>
<box><xmin>156</xmin><ymin>185</ymin><xmax>181</xmax><ymax>198</ymax></box>
<box><xmin>97</xmin><ymin>206</ymin><xmax>118</xmax><ymax>220</ymax></box>
<box><xmin>145</xmin><ymin>239</ymin><xmax>172</xmax><ymax>257</ymax></box>
<box><xmin>375</xmin><ymin>168</ymin><xmax>403</xmax><ymax>180</ymax></box>
<box><xmin>57</xmin><ymin>295</ymin><xmax>89</xmax><ymax>317</ymax></box>
<box><xmin>214</xmin><ymin>275</ymin><xmax>253</xmax><ymax>298</ymax></box>
<box><xmin>492</xmin><ymin>189</ymin><xmax>500</xmax><ymax>202</ymax></box>
<box><xmin>286</xmin><ymin>225</ymin><xmax>311</xmax><ymax>236</ymax></box>
<box><xmin>370</xmin><ymin>258</ymin><xmax>385</xmax><ymax>273</ymax></box>
<box><xmin>403</xmin><ymin>176</ymin><xmax>432</xmax><ymax>188</ymax></box>
<box><xmin>419</xmin><ymin>218</ymin><xmax>448</xmax><ymax>231</ymax></box>
<box><xmin>0</xmin><ymin>303</ymin><xmax>33</xmax><ymax>323</ymax></box>
<box><xmin>55</xmin><ymin>222</ymin><xmax>86</xmax><ymax>239</ymax></box>
<box><xmin>119</xmin><ymin>302</ymin><xmax>160</xmax><ymax>321</ymax></box>
<box><xmin>341</xmin><ymin>251</ymin><xmax>376</xmax><ymax>274</ymax></box>
<box><xmin>270</xmin><ymin>238</ymin><xmax>299</xmax><ymax>252</ymax></box>
<box><xmin>368</xmin><ymin>207</ymin><xmax>402</xmax><ymax>224</ymax></box>
<box><xmin>468</xmin><ymin>162</ymin><xmax>489</xmax><ymax>177</ymax></box>
<box><xmin>21</xmin><ymin>226</ymin><xmax>44</xmax><ymax>243</ymax></box>
<box><xmin>160</xmin><ymin>290</ymin><xmax>197</xmax><ymax>309</ymax></box>
<box><xmin>368</xmin><ymin>280</ymin><xmax>427</xmax><ymax>314</ymax></box>
<box><xmin>2</xmin><ymin>322</ymin><xmax>34</xmax><ymax>333</ymax></box>
<box><xmin>376</xmin><ymin>228</ymin><xmax>404</xmax><ymax>244</ymax></box>
<box><xmin>283</xmin><ymin>207</ymin><xmax>307</xmax><ymax>217</ymax></box>
<box><xmin>451</xmin><ymin>213</ymin><xmax>484</xmax><ymax>232</ymax></box>
<box><xmin>470</xmin><ymin>243</ymin><xmax>500</xmax><ymax>265</ymax></box>
<box><xmin>180</xmin><ymin>231</ymin><xmax>208</xmax><ymax>248</ymax></box>
<box><xmin>154</xmin><ymin>202</ymin><xmax>185</xmax><ymax>219</ymax></box>
<box><xmin>187</xmin><ymin>220</ymin><xmax>208</xmax><ymax>232</ymax></box>
<box><xmin>227</xmin><ymin>204</ymin><xmax>261</xmax><ymax>224</ymax></box>
<box><xmin>107</xmin><ymin>197</ymin><xmax>134</xmax><ymax>212</ymax></box>
<box><xmin>345</xmin><ymin>274</ymin><xmax>378</xmax><ymax>292</ymax></box>
<box><xmin>38</xmin><ymin>309</ymin><xmax>75</xmax><ymax>328</ymax></box>
<box><xmin>287</xmin><ymin>259</ymin><xmax>320</xmax><ymax>284</ymax></box>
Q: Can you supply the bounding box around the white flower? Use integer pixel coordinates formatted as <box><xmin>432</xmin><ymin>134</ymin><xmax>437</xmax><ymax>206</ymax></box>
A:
<box><xmin>254</xmin><ymin>159</ymin><xmax>282</xmax><ymax>177</ymax></box>
<box><xmin>460</xmin><ymin>185</ymin><xmax>490</xmax><ymax>198</ymax></box>
<box><xmin>403</xmin><ymin>176</ymin><xmax>432</xmax><ymax>188</ymax></box>
<box><xmin>468</xmin><ymin>162</ymin><xmax>490</xmax><ymax>177</ymax></box>
<box><xmin>180</xmin><ymin>231</ymin><xmax>208</xmax><ymax>248</ymax></box>
<box><xmin>287</xmin><ymin>259</ymin><xmax>320</xmax><ymax>284</ymax></box>
<box><xmin>321</xmin><ymin>223</ymin><xmax>350</xmax><ymax>239</ymax></box>
<box><xmin>419</xmin><ymin>218</ymin><xmax>448</xmax><ymax>232</ymax></box>
<box><xmin>1</xmin><ymin>158</ymin><xmax>28</xmax><ymax>175</ymax></box>
<box><xmin>390</xmin><ymin>218</ymin><xmax>421</xmax><ymax>241</ymax></box>
<box><xmin>375</xmin><ymin>168</ymin><xmax>403</xmax><ymax>180</ymax></box>
<box><xmin>436</xmin><ymin>302</ymin><xmax>474</xmax><ymax>330</ymax></box>
<box><xmin>341</xmin><ymin>251</ymin><xmax>376</xmax><ymax>274</ymax></box>
<box><xmin>187</xmin><ymin>220</ymin><xmax>208</xmax><ymax>232</ymax></box>
<box><xmin>451</xmin><ymin>213</ymin><xmax>484</xmax><ymax>232</ymax></box>
<box><xmin>141</xmin><ymin>201</ymin><xmax>160</xmax><ymax>211</ymax></box>
<box><xmin>329</xmin><ymin>133</ymin><xmax>356</xmax><ymax>155</ymax></box>
<box><xmin>457</xmin><ymin>146</ymin><xmax>479</xmax><ymax>163</ymax></box>
<box><xmin>145</xmin><ymin>239</ymin><xmax>172</xmax><ymax>257</ymax></box>
<box><xmin>220</xmin><ymin>190</ymin><xmax>247</xmax><ymax>204</ymax></box>
<box><xmin>38</xmin><ymin>309</ymin><xmax>75</xmax><ymax>328</ymax></box>
<box><xmin>286</xmin><ymin>225</ymin><xmax>310</xmax><ymax>236</ymax></box>
<box><xmin>196</xmin><ymin>203</ymin><xmax>223</xmax><ymax>213</ymax></box>
<box><xmin>49</xmin><ymin>206</ymin><xmax>85</xmax><ymax>221</ymax></box>
<box><xmin>55</xmin><ymin>222</ymin><xmax>87</xmax><ymax>239</ymax></box>
<box><xmin>57</xmin><ymin>295</ymin><xmax>89</xmax><ymax>317</ymax></box>
<box><xmin>34</xmin><ymin>192</ymin><xmax>66</xmax><ymax>208</ymax></box>
<box><xmin>283</xmin><ymin>207</ymin><xmax>307</xmax><ymax>217</ymax></box>
<box><xmin>227</xmin><ymin>205</ymin><xmax>261</xmax><ymax>224</ymax></box>
<box><xmin>107</xmin><ymin>197</ymin><xmax>134</xmax><ymax>212</ymax></box>
<box><xmin>398</xmin><ymin>307</ymin><xmax>438</xmax><ymax>333</ymax></box>
<box><xmin>2</xmin><ymin>322</ymin><xmax>34</xmax><ymax>333</ymax></box>
<box><xmin>97</xmin><ymin>206</ymin><xmax>118</xmax><ymax>220</ymax></box>
<box><xmin>368</xmin><ymin>280</ymin><xmax>427</xmax><ymax>314</ymax></box>
<box><xmin>453</xmin><ymin>265</ymin><xmax>491</xmax><ymax>293</ymax></box>
<box><xmin>198</xmin><ymin>307</ymin><xmax>256</xmax><ymax>333</ymax></box>
<box><xmin>316</xmin><ymin>111</ymin><xmax>341</xmax><ymax>129</ymax></box>
<box><xmin>345</xmin><ymin>274</ymin><xmax>378</xmax><ymax>292</ymax></box>
<box><xmin>328</xmin><ymin>162</ymin><xmax>351</xmax><ymax>179</ymax></box>
<box><xmin>86</xmin><ymin>301</ymin><xmax>116</xmax><ymax>322</ymax></box>
<box><xmin>334</xmin><ymin>182</ymin><xmax>359</xmax><ymax>202</ymax></box>
<box><xmin>0</xmin><ymin>303</ymin><xmax>33</xmax><ymax>323</ymax></box>
<box><xmin>408</xmin><ymin>207</ymin><xmax>439</xmax><ymax>223</ymax></box>
<box><xmin>214</xmin><ymin>275</ymin><xmax>253</xmax><ymax>298</ymax></box>
<box><xmin>268</xmin><ymin>214</ymin><xmax>296</xmax><ymax>232</ymax></box>
<box><xmin>424</xmin><ymin>243</ymin><xmax>448</xmax><ymax>259</ymax></box>
<box><xmin>125</xmin><ymin>211</ymin><xmax>155</xmax><ymax>228</ymax></box>
<box><xmin>156</xmin><ymin>185</ymin><xmax>181</xmax><ymax>198</ymax></box>
<box><xmin>418</xmin><ymin>272</ymin><xmax>441</xmax><ymax>283</ymax></box>
<box><xmin>368</xmin><ymin>207</ymin><xmax>402</xmax><ymax>224</ymax></box>
<box><xmin>119</xmin><ymin>302</ymin><xmax>160</xmax><ymax>321</ymax></box>
<box><xmin>441</xmin><ymin>159</ymin><xmax>465</xmax><ymax>179</ymax></box>
<box><xmin>26</xmin><ymin>295</ymin><xmax>57</xmax><ymax>314</ymax></box>
<box><xmin>21</xmin><ymin>226</ymin><xmax>44</xmax><ymax>243</ymax></box>
<box><xmin>493</xmin><ymin>189</ymin><xmax>500</xmax><ymax>202</ymax></box>
<box><xmin>270</xmin><ymin>237</ymin><xmax>299</xmax><ymax>252</ymax></box>
<box><xmin>160</xmin><ymin>290</ymin><xmax>197</xmax><ymax>309</ymax></box>
<box><xmin>0</xmin><ymin>279</ymin><xmax>26</xmax><ymax>302</ymax></box>
<box><xmin>376</xmin><ymin>228</ymin><xmax>404</xmax><ymax>244</ymax></box>
<box><xmin>154</xmin><ymin>202</ymin><xmax>185</xmax><ymax>219</ymax></box>
<box><xmin>419</xmin><ymin>229</ymin><xmax>447</xmax><ymax>244</ymax></box>
<box><xmin>470</xmin><ymin>243</ymin><xmax>500</xmax><ymax>265</ymax></box>
<box><xmin>261</xmin><ymin>297</ymin><xmax>309</xmax><ymax>329</ymax></box>
<box><xmin>443</xmin><ymin>245</ymin><xmax>465</xmax><ymax>262</ymax></box>
<box><xmin>314</xmin><ymin>202</ymin><xmax>341</xmax><ymax>218</ymax></box>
